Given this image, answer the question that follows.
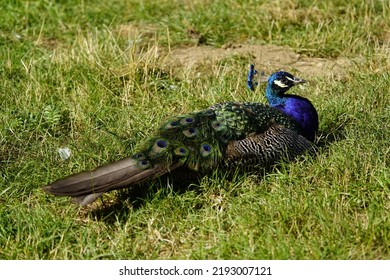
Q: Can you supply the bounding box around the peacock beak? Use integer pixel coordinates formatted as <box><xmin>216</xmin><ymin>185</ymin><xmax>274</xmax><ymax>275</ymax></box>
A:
<box><xmin>293</xmin><ymin>77</ymin><xmax>306</xmax><ymax>84</ymax></box>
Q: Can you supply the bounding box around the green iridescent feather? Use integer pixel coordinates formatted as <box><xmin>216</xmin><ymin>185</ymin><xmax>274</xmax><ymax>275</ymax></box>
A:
<box><xmin>129</xmin><ymin>101</ymin><xmax>303</xmax><ymax>173</ymax></box>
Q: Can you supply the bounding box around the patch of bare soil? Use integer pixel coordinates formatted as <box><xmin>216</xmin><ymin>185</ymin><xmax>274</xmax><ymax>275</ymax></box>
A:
<box><xmin>34</xmin><ymin>36</ymin><xmax>63</xmax><ymax>49</ymax></box>
<box><xmin>166</xmin><ymin>43</ymin><xmax>353</xmax><ymax>79</ymax></box>
<box><xmin>116</xmin><ymin>23</ymin><xmax>355</xmax><ymax>80</ymax></box>
<box><xmin>117</xmin><ymin>23</ymin><xmax>158</xmax><ymax>40</ymax></box>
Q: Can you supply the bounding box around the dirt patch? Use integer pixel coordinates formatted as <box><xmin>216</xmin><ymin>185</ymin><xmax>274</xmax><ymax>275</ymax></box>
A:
<box><xmin>117</xmin><ymin>23</ymin><xmax>158</xmax><ymax>40</ymax></box>
<box><xmin>165</xmin><ymin>43</ymin><xmax>353</xmax><ymax>80</ymax></box>
<box><xmin>33</xmin><ymin>36</ymin><xmax>63</xmax><ymax>49</ymax></box>
<box><xmin>116</xmin><ymin>23</ymin><xmax>356</xmax><ymax>80</ymax></box>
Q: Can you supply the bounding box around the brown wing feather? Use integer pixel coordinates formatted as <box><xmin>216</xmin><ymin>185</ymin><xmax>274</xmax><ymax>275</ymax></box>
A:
<box><xmin>225</xmin><ymin>125</ymin><xmax>315</xmax><ymax>166</ymax></box>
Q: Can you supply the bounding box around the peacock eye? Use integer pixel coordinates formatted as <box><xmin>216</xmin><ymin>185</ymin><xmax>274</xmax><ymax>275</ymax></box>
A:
<box><xmin>170</xmin><ymin>120</ymin><xmax>179</xmax><ymax>126</ymax></box>
<box><xmin>156</xmin><ymin>139</ymin><xmax>167</xmax><ymax>148</ymax></box>
<box><xmin>174</xmin><ymin>146</ymin><xmax>188</xmax><ymax>157</ymax></box>
<box><xmin>273</xmin><ymin>78</ymin><xmax>289</xmax><ymax>88</ymax></box>
<box><xmin>183</xmin><ymin>127</ymin><xmax>197</xmax><ymax>137</ymax></box>
<box><xmin>202</xmin><ymin>144</ymin><xmax>211</xmax><ymax>152</ymax></box>
<box><xmin>200</xmin><ymin>143</ymin><xmax>212</xmax><ymax>157</ymax></box>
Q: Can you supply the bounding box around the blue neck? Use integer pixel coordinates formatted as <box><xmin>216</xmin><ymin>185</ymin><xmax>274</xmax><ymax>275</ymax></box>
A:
<box><xmin>265</xmin><ymin>84</ymin><xmax>318</xmax><ymax>142</ymax></box>
<box><xmin>266</xmin><ymin>85</ymin><xmax>286</xmax><ymax>107</ymax></box>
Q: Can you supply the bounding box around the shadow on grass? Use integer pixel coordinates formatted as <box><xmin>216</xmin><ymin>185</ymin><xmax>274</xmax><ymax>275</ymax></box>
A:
<box><xmin>87</xmin><ymin>169</ymin><xmax>202</xmax><ymax>224</ymax></box>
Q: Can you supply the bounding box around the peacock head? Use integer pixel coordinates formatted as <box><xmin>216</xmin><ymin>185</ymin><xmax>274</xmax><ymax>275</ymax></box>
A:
<box><xmin>267</xmin><ymin>71</ymin><xmax>306</xmax><ymax>95</ymax></box>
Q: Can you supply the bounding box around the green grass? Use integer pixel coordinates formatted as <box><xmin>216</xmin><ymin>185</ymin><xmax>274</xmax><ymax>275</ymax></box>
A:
<box><xmin>1</xmin><ymin>0</ymin><xmax>389</xmax><ymax>259</ymax></box>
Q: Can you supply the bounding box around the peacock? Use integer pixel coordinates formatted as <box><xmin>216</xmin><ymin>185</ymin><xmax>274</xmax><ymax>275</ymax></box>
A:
<box><xmin>42</xmin><ymin>65</ymin><xmax>319</xmax><ymax>206</ymax></box>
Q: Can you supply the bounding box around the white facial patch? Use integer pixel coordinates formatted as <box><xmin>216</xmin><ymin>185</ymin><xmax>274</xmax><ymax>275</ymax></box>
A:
<box><xmin>273</xmin><ymin>80</ymin><xmax>288</xmax><ymax>88</ymax></box>
<box><xmin>285</xmin><ymin>76</ymin><xmax>295</xmax><ymax>82</ymax></box>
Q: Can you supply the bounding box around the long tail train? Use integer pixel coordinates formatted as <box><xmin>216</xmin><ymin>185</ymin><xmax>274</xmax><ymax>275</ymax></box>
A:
<box><xmin>42</xmin><ymin>157</ymin><xmax>181</xmax><ymax>206</ymax></box>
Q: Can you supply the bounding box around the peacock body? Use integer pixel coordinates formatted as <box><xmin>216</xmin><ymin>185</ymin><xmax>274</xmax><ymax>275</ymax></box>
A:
<box><xmin>43</xmin><ymin>67</ymin><xmax>318</xmax><ymax>206</ymax></box>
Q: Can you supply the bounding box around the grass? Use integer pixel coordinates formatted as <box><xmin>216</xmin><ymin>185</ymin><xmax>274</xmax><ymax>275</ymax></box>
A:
<box><xmin>0</xmin><ymin>0</ymin><xmax>389</xmax><ymax>259</ymax></box>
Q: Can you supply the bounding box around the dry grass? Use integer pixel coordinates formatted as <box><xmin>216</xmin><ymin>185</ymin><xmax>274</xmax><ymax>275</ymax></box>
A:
<box><xmin>0</xmin><ymin>0</ymin><xmax>389</xmax><ymax>259</ymax></box>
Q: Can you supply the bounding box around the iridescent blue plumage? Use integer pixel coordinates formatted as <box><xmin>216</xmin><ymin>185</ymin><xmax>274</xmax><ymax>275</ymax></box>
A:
<box><xmin>43</xmin><ymin>66</ymin><xmax>318</xmax><ymax>207</ymax></box>
<box><xmin>249</xmin><ymin>66</ymin><xmax>318</xmax><ymax>141</ymax></box>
